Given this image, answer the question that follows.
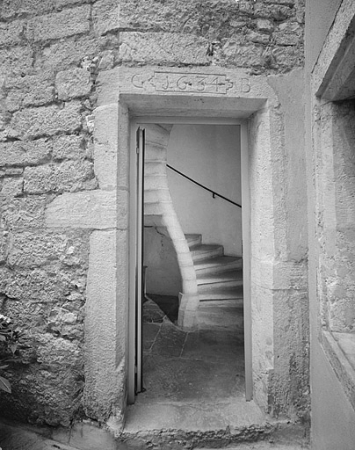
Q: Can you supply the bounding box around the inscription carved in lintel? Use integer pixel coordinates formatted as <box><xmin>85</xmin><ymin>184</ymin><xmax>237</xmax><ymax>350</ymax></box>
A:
<box><xmin>131</xmin><ymin>71</ymin><xmax>251</xmax><ymax>95</ymax></box>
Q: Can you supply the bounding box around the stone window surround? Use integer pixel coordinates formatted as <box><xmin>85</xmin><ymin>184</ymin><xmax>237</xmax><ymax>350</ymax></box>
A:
<box><xmin>311</xmin><ymin>0</ymin><xmax>355</xmax><ymax>412</ymax></box>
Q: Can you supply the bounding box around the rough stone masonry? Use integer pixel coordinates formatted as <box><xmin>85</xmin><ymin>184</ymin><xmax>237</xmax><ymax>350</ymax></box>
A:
<box><xmin>0</xmin><ymin>0</ymin><xmax>306</xmax><ymax>427</ymax></box>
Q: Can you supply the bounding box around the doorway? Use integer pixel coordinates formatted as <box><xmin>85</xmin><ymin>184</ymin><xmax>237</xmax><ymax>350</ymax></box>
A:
<box><xmin>127</xmin><ymin>117</ymin><xmax>252</xmax><ymax>427</ymax></box>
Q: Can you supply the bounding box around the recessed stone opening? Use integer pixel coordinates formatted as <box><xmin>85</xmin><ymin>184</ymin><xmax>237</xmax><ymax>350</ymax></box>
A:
<box><xmin>79</xmin><ymin>65</ymin><xmax>309</xmax><ymax>427</ymax></box>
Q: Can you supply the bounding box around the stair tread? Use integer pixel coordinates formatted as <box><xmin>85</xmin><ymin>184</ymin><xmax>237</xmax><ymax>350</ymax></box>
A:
<box><xmin>197</xmin><ymin>270</ymin><xmax>243</xmax><ymax>285</ymax></box>
<box><xmin>191</xmin><ymin>244</ymin><xmax>223</xmax><ymax>254</ymax></box>
<box><xmin>199</xmin><ymin>284</ymin><xmax>244</xmax><ymax>300</ymax></box>
<box><xmin>195</xmin><ymin>255</ymin><xmax>242</xmax><ymax>270</ymax></box>
<box><xmin>185</xmin><ymin>233</ymin><xmax>202</xmax><ymax>241</ymax></box>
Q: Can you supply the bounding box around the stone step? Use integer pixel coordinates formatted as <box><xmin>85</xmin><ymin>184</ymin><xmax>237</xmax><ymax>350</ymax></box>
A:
<box><xmin>145</xmin><ymin>144</ymin><xmax>167</xmax><ymax>160</ymax></box>
<box><xmin>144</xmin><ymin>174</ymin><xmax>167</xmax><ymax>190</ymax></box>
<box><xmin>191</xmin><ymin>244</ymin><xmax>224</xmax><ymax>262</ymax></box>
<box><xmin>144</xmin><ymin>214</ymin><xmax>164</xmax><ymax>227</ymax></box>
<box><xmin>198</xmin><ymin>285</ymin><xmax>244</xmax><ymax>301</ymax></box>
<box><xmin>144</xmin><ymin>161</ymin><xmax>166</xmax><ymax>175</ymax></box>
<box><xmin>194</xmin><ymin>255</ymin><xmax>242</xmax><ymax>275</ymax></box>
<box><xmin>144</xmin><ymin>188</ymin><xmax>170</xmax><ymax>202</ymax></box>
<box><xmin>185</xmin><ymin>233</ymin><xmax>202</xmax><ymax>248</ymax></box>
<box><xmin>197</xmin><ymin>304</ymin><xmax>244</xmax><ymax>330</ymax></box>
<box><xmin>196</xmin><ymin>269</ymin><xmax>243</xmax><ymax>286</ymax></box>
<box><xmin>144</xmin><ymin>202</ymin><xmax>163</xmax><ymax>216</ymax></box>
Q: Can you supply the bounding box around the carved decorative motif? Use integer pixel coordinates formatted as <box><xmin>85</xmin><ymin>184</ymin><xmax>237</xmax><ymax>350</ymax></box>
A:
<box><xmin>131</xmin><ymin>71</ymin><xmax>252</xmax><ymax>95</ymax></box>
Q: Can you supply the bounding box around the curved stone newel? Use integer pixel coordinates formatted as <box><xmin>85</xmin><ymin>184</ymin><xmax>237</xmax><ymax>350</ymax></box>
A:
<box><xmin>144</xmin><ymin>124</ymin><xmax>199</xmax><ymax>329</ymax></box>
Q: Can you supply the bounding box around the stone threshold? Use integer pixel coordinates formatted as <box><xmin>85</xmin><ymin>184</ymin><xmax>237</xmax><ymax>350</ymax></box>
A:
<box><xmin>0</xmin><ymin>416</ymin><xmax>309</xmax><ymax>450</ymax></box>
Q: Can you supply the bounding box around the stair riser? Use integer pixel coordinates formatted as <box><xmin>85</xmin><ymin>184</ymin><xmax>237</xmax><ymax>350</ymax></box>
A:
<box><xmin>144</xmin><ymin>162</ymin><xmax>167</xmax><ymax>175</ymax></box>
<box><xmin>145</xmin><ymin>145</ymin><xmax>167</xmax><ymax>161</ymax></box>
<box><xmin>185</xmin><ymin>235</ymin><xmax>202</xmax><ymax>248</ymax></box>
<box><xmin>198</xmin><ymin>288</ymin><xmax>244</xmax><ymax>300</ymax></box>
<box><xmin>195</xmin><ymin>261</ymin><xmax>243</xmax><ymax>275</ymax></box>
<box><xmin>144</xmin><ymin>189</ymin><xmax>170</xmax><ymax>203</ymax></box>
<box><xmin>144</xmin><ymin>175</ymin><xmax>167</xmax><ymax>190</ymax></box>
<box><xmin>198</xmin><ymin>280</ymin><xmax>243</xmax><ymax>290</ymax></box>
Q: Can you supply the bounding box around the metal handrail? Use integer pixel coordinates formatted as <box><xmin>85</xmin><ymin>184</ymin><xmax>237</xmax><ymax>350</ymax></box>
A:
<box><xmin>166</xmin><ymin>164</ymin><xmax>242</xmax><ymax>208</ymax></box>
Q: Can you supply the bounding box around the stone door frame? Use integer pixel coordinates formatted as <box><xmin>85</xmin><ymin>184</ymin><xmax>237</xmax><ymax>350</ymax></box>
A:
<box><xmin>69</xmin><ymin>65</ymin><xmax>304</xmax><ymax>424</ymax></box>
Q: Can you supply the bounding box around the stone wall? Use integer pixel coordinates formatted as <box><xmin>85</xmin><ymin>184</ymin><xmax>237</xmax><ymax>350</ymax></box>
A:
<box><xmin>0</xmin><ymin>0</ymin><xmax>306</xmax><ymax>427</ymax></box>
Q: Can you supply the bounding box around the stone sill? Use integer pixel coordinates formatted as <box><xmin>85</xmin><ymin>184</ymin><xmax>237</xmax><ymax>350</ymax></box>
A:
<box><xmin>321</xmin><ymin>330</ymin><xmax>355</xmax><ymax>410</ymax></box>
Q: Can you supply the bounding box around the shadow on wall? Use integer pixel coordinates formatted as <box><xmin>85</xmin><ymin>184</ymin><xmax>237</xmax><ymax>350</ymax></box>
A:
<box><xmin>144</xmin><ymin>226</ymin><xmax>182</xmax><ymax>297</ymax></box>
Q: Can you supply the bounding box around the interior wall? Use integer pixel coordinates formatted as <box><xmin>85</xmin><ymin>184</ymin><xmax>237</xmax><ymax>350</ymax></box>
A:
<box><xmin>167</xmin><ymin>125</ymin><xmax>242</xmax><ymax>256</ymax></box>
<box><xmin>144</xmin><ymin>226</ymin><xmax>182</xmax><ymax>296</ymax></box>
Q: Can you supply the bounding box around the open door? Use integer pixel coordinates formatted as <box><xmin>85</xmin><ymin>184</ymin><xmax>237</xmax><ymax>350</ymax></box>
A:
<box><xmin>128</xmin><ymin>127</ymin><xmax>145</xmax><ymax>403</ymax></box>
<box><xmin>128</xmin><ymin>119</ymin><xmax>252</xmax><ymax>405</ymax></box>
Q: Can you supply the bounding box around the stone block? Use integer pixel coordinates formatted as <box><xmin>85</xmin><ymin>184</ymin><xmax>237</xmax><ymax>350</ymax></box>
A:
<box><xmin>264</xmin><ymin>0</ymin><xmax>295</xmax><ymax>4</ymax></box>
<box><xmin>56</xmin><ymin>68</ymin><xmax>92</xmax><ymax>101</ymax></box>
<box><xmin>53</xmin><ymin>135</ymin><xmax>87</xmax><ymax>160</ymax></box>
<box><xmin>7</xmin><ymin>230</ymin><xmax>89</xmax><ymax>269</ymax></box>
<box><xmin>27</xmin><ymin>5</ymin><xmax>91</xmax><ymax>42</ymax></box>
<box><xmin>45</xmin><ymin>190</ymin><xmax>127</xmax><ymax>230</ymax></box>
<box><xmin>1</xmin><ymin>196</ymin><xmax>47</xmax><ymax>229</ymax></box>
<box><xmin>93</xmin><ymin>0</ymin><xmax>120</xmax><ymax>36</ymax></box>
<box><xmin>118</xmin><ymin>32</ymin><xmax>210</xmax><ymax>65</ymax></box>
<box><xmin>0</xmin><ymin>20</ymin><xmax>25</xmax><ymax>47</ymax></box>
<box><xmin>94</xmin><ymin>104</ymin><xmax>118</xmax><ymax>190</ymax></box>
<box><xmin>222</xmin><ymin>42</ymin><xmax>264</xmax><ymax>67</ymax></box>
<box><xmin>35</xmin><ymin>35</ymin><xmax>105</xmax><ymax>72</ymax></box>
<box><xmin>272</xmin><ymin>46</ymin><xmax>303</xmax><ymax>67</ymax></box>
<box><xmin>11</xmin><ymin>102</ymin><xmax>82</xmax><ymax>139</ymax></box>
<box><xmin>5</xmin><ymin>72</ymin><xmax>54</xmax><ymax>111</ymax></box>
<box><xmin>0</xmin><ymin>177</ymin><xmax>23</xmax><ymax>197</ymax></box>
<box><xmin>256</xmin><ymin>19</ymin><xmax>274</xmax><ymax>32</ymax></box>
<box><xmin>0</xmin><ymin>46</ymin><xmax>33</xmax><ymax>77</ymax></box>
<box><xmin>254</xmin><ymin>3</ymin><xmax>293</xmax><ymax>21</ymax></box>
<box><xmin>3</xmin><ymin>267</ymin><xmax>66</xmax><ymax>302</ymax></box>
<box><xmin>0</xmin><ymin>0</ymin><xmax>90</xmax><ymax>18</ymax></box>
<box><xmin>0</xmin><ymin>139</ymin><xmax>51</xmax><ymax>167</ymax></box>
<box><xmin>274</xmin><ymin>22</ymin><xmax>303</xmax><ymax>46</ymax></box>
<box><xmin>247</xmin><ymin>31</ymin><xmax>271</xmax><ymax>45</ymax></box>
<box><xmin>23</xmin><ymin>160</ymin><xmax>96</xmax><ymax>194</ymax></box>
<box><xmin>84</xmin><ymin>229</ymin><xmax>123</xmax><ymax>421</ymax></box>
<box><xmin>0</xmin><ymin>231</ymin><xmax>7</xmax><ymax>263</ymax></box>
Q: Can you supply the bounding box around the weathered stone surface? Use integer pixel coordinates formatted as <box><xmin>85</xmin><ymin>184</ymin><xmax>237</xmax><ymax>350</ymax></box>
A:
<box><xmin>222</xmin><ymin>42</ymin><xmax>264</xmax><ymax>67</ymax></box>
<box><xmin>272</xmin><ymin>46</ymin><xmax>302</xmax><ymax>67</ymax></box>
<box><xmin>274</xmin><ymin>22</ymin><xmax>303</xmax><ymax>46</ymax></box>
<box><xmin>254</xmin><ymin>3</ymin><xmax>293</xmax><ymax>21</ymax></box>
<box><xmin>84</xmin><ymin>229</ymin><xmax>125</xmax><ymax>422</ymax></box>
<box><xmin>0</xmin><ymin>139</ymin><xmax>51</xmax><ymax>167</ymax></box>
<box><xmin>8</xmin><ymin>230</ymin><xmax>90</xmax><ymax>269</ymax></box>
<box><xmin>93</xmin><ymin>0</ymin><xmax>120</xmax><ymax>36</ymax></box>
<box><xmin>118</xmin><ymin>32</ymin><xmax>210</xmax><ymax>65</ymax></box>
<box><xmin>0</xmin><ymin>0</ymin><xmax>91</xmax><ymax>18</ymax></box>
<box><xmin>27</xmin><ymin>6</ymin><xmax>91</xmax><ymax>42</ymax></box>
<box><xmin>247</xmin><ymin>31</ymin><xmax>271</xmax><ymax>45</ymax></box>
<box><xmin>5</xmin><ymin>72</ymin><xmax>54</xmax><ymax>111</ymax></box>
<box><xmin>256</xmin><ymin>19</ymin><xmax>274</xmax><ymax>32</ymax></box>
<box><xmin>2</xmin><ymin>263</ymin><xmax>87</xmax><ymax>304</ymax></box>
<box><xmin>0</xmin><ymin>46</ymin><xmax>33</xmax><ymax>77</ymax></box>
<box><xmin>45</xmin><ymin>190</ymin><xmax>127</xmax><ymax>229</ymax></box>
<box><xmin>0</xmin><ymin>20</ymin><xmax>25</xmax><ymax>47</ymax></box>
<box><xmin>11</xmin><ymin>102</ymin><xmax>82</xmax><ymax>139</ymax></box>
<box><xmin>23</xmin><ymin>160</ymin><xmax>96</xmax><ymax>194</ymax></box>
<box><xmin>0</xmin><ymin>177</ymin><xmax>23</xmax><ymax>197</ymax></box>
<box><xmin>56</xmin><ymin>68</ymin><xmax>92</xmax><ymax>101</ymax></box>
<box><xmin>94</xmin><ymin>104</ymin><xmax>118</xmax><ymax>190</ymax></box>
<box><xmin>1</xmin><ymin>196</ymin><xmax>47</xmax><ymax>229</ymax></box>
<box><xmin>0</xmin><ymin>231</ymin><xmax>7</xmax><ymax>263</ymax></box>
<box><xmin>52</xmin><ymin>135</ymin><xmax>87</xmax><ymax>161</ymax></box>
